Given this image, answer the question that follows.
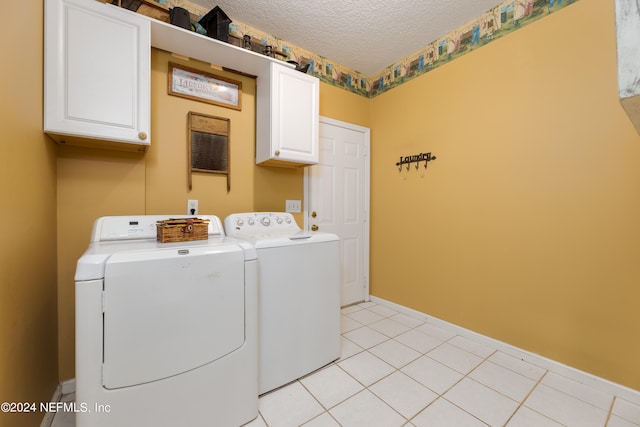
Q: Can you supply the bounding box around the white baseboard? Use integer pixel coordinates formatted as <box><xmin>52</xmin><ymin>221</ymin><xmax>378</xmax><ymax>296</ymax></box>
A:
<box><xmin>40</xmin><ymin>379</ymin><xmax>76</xmax><ymax>427</ymax></box>
<box><xmin>60</xmin><ymin>378</ymin><xmax>76</xmax><ymax>395</ymax></box>
<box><xmin>369</xmin><ymin>295</ymin><xmax>640</xmax><ymax>406</ymax></box>
<box><xmin>39</xmin><ymin>384</ymin><xmax>62</xmax><ymax>427</ymax></box>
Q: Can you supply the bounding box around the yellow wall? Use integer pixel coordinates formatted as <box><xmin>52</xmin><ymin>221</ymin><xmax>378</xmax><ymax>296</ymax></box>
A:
<box><xmin>319</xmin><ymin>82</ymin><xmax>371</xmax><ymax>128</ymax></box>
<box><xmin>370</xmin><ymin>0</ymin><xmax>640</xmax><ymax>390</ymax></box>
<box><xmin>0</xmin><ymin>2</ymin><xmax>59</xmax><ymax>427</ymax></box>
<box><xmin>57</xmin><ymin>148</ymin><xmax>146</xmax><ymax>381</ymax></box>
<box><xmin>147</xmin><ymin>51</ymin><xmax>260</xmax><ymax>217</ymax></box>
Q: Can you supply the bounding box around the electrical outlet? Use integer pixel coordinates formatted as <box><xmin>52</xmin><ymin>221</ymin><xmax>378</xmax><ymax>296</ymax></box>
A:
<box><xmin>187</xmin><ymin>200</ymin><xmax>198</xmax><ymax>216</ymax></box>
<box><xmin>285</xmin><ymin>199</ymin><xmax>301</xmax><ymax>213</ymax></box>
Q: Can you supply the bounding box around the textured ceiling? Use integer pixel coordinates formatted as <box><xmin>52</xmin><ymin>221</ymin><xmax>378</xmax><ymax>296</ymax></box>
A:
<box><xmin>187</xmin><ymin>0</ymin><xmax>504</xmax><ymax>75</ymax></box>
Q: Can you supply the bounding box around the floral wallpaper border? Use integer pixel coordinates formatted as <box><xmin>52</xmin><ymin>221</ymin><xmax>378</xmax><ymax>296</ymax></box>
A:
<box><xmin>171</xmin><ymin>0</ymin><xmax>579</xmax><ymax>98</ymax></box>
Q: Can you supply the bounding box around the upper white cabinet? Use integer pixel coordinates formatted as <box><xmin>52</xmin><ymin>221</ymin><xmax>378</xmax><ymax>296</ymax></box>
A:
<box><xmin>43</xmin><ymin>0</ymin><xmax>319</xmax><ymax>162</ymax></box>
<box><xmin>256</xmin><ymin>63</ymin><xmax>320</xmax><ymax>167</ymax></box>
<box><xmin>615</xmin><ymin>0</ymin><xmax>640</xmax><ymax>135</ymax></box>
<box><xmin>44</xmin><ymin>0</ymin><xmax>151</xmax><ymax>151</ymax></box>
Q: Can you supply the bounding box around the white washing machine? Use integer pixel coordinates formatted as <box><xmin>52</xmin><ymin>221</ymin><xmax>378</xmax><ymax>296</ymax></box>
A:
<box><xmin>74</xmin><ymin>215</ymin><xmax>258</xmax><ymax>427</ymax></box>
<box><xmin>224</xmin><ymin>212</ymin><xmax>340</xmax><ymax>394</ymax></box>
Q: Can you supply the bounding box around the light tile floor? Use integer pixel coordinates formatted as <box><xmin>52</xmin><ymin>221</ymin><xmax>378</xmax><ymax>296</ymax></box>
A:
<box><xmin>51</xmin><ymin>301</ymin><xmax>640</xmax><ymax>427</ymax></box>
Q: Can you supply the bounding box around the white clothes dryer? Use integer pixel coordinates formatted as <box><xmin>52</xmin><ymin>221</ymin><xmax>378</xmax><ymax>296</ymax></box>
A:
<box><xmin>74</xmin><ymin>215</ymin><xmax>258</xmax><ymax>427</ymax></box>
<box><xmin>224</xmin><ymin>212</ymin><xmax>340</xmax><ymax>394</ymax></box>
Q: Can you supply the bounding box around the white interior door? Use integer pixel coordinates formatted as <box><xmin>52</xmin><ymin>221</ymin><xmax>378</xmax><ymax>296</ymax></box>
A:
<box><xmin>305</xmin><ymin>117</ymin><xmax>370</xmax><ymax>306</ymax></box>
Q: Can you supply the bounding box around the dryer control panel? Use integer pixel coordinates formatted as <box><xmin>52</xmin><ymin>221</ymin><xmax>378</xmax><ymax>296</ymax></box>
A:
<box><xmin>91</xmin><ymin>215</ymin><xmax>224</xmax><ymax>242</ymax></box>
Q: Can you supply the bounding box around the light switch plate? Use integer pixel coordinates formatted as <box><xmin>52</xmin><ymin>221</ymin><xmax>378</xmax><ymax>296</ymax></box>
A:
<box><xmin>285</xmin><ymin>199</ymin><xmax>301</xmax><ymax>213</ymax></box>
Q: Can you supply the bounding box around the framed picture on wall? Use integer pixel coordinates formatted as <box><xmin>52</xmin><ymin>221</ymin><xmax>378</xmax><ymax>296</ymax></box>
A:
<box><xmin>168</xmin><ymin>62</ymin><xmax>242</xmax><ymax>110</ymax></box>
<box><xmin>187</xmin><ymin>112</ymin><xmax>231</xmax><ymax>192</ymax></box>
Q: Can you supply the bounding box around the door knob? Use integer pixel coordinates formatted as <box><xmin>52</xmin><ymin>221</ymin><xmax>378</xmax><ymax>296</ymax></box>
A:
<box><xmin>311</xmin><ymin>224</ymin><xmax>319</xmax><ymax>231</ymax></box>
<box><xmin>311</xmin><ymin>211</ymin><xmax>317</xmax><ymax>218</ymax></box>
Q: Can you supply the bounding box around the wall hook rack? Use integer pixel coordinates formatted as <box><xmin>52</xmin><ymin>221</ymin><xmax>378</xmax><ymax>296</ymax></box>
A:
<box><xmin>396</xmin><ymin>152</ymin><xmax>437</xmax><ymax>172</ymax></box>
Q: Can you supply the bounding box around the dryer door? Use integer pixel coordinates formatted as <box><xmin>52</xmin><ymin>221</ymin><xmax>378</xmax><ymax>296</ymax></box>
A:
<box><xmin>102</xmin><ymin>245</ymin><xmax>245</xmax><ymax>389</ymax></box>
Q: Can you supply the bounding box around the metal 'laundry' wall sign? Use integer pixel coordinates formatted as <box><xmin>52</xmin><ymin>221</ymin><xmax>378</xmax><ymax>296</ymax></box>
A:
<box><xmin>396</xmin><ymin>152</ymin><xmax>437</xmax><ymax>172</ymax></box>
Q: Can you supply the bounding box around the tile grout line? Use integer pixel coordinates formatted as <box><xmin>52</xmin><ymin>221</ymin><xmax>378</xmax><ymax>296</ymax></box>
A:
<box><xmin>340</xmin><ymin>304</ymin><xmax>628</xmax><ymax>426</ymax></box>
<box><xmin>345</xmin><ymin>306</ymin><xmax>559</xmax><ymax>427</ymax></box>
<box><xmin>537</xmin><ymin>373</ymin><xmax>618</xmax><ymax>417</ymax></box>
<box><xmin>343</xmin><ymin>308</ymin><xmax>626</xmax><ymax>427</ymax></box>
<box><xmin>426</xmin><ymin>346</ymin><xmax>517</xmax><ymax>426</ymax></box>
<box><xmin>338</xmin><ymin>307</ymin><xmax>445</xmax><ymax>424</ymax></box>
<box><xmin>500</xmin><ymin>370</ymin><xmax>549</xmax><ymax>426</ymax></box>
<box><xmin>603</xmin><ymin>396</ymin><xmax>615</xmax><ymax>427</ymax></box>
<box><xmin>334</xmin><ymin>349</ymin><xmax>412</xmax><ymax>423</ymax></box>
<box><xmin>344</xmin><ymin>306</ymin><xmax>502</xmax><ymax>426</ymax></box>
<box><xmin>296</xmin><ymin>370</ymin><xmax>345</xmax><ymax>427</ymax></box>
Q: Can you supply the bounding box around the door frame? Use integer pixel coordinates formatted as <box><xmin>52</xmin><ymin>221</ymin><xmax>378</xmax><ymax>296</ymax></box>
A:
<box><xmin>303</xmin><ymin>116</ymin><xmax>371</xmax><ymax>302</ymax></box>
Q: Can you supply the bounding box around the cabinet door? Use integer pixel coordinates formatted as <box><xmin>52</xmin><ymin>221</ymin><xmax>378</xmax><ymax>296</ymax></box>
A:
<box><xmin>268</xmin><ymin>63</ymin><xmax>319</xmax><ymax>165</ymax></box>
<box><xmin>44</xmin><ymin>0</ymin><xmax>150</xmax><ymax>149</ymax></box>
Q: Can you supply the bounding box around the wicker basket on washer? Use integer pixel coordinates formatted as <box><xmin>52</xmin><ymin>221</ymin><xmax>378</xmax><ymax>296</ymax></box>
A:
<box><xmin>156</xmin><ymin>218</ymin><xmax>209</xmax><ymax>242</ymax></box>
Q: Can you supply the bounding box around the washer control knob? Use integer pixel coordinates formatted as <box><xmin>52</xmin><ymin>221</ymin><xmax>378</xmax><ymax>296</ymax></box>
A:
<box><xmin>248</xmin><ymin>219</ymin><xmax>255</xmax><ymax>226</ymax></box>
<box><xmin>285</xmin><ymin>217</ymin><xmax>292</xmax><ymax>224</ymax></box>
<box><xmin>276</xmin><ymin>217</ymin><xmax>283</xmax><ymax>224</ymax></box>
<box><xmin>236</xmin><ymin>218</ymin><xmax>244</xmax><ymax>227</ymax></box>
<box><xmin>261</xmin><ymin>217</ymin><xmax>271</xmax><ymax>226</ymax></box>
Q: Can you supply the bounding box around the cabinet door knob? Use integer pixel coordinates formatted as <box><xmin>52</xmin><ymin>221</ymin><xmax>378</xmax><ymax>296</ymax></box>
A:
<box><xmin>138</xmin><ymin>132</ymin><xmax>148</xmax><ymax>140</ymax></box>
<box><xmin>274</xmin><ymin>149</ymin><xmax>280</xmax><ymax>156</ymax></box>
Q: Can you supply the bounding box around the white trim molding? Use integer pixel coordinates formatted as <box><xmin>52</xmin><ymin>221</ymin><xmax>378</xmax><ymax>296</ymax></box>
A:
<box><xmin>40</xmin><ymin>379</ymin><xmax>76</xmax><ymax>427</ymax></box>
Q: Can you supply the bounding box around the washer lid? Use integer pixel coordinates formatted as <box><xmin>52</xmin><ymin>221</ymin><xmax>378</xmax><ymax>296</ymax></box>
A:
<box><xmin>101</xmin><ymin>245</ymin><xmax>246</xmax><ymax>389</ymax></box>
<box><xmin>252</xmin><ymin>231</ymin><xmax>339</xmax><ymax>249</ymax></box>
